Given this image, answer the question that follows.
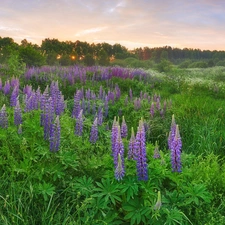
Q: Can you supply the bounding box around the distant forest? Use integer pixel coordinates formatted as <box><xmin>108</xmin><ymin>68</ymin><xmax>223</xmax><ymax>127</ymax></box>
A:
<box><xmin>1</xmin><ymin>36</ymin><xmax>225</xmax><ymax>68</ymax></box>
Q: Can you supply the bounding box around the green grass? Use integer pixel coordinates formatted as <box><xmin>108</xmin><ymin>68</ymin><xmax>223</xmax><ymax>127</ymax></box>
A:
<box><xmin>1</xmin><ymin>65</ymin><xmax>225</xmax><ymax>224</ymax></box>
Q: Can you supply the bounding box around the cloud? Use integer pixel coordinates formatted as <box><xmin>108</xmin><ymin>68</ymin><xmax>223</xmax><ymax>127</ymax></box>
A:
<box><xmin>0</xmin><ymin>0</ymin><xmax>224</xmax><ymax>50</ymax></box>
<box><xmin>75</xmin><ymin>26</ymin><xmax>108</xmax><ymax>37</ymax></box>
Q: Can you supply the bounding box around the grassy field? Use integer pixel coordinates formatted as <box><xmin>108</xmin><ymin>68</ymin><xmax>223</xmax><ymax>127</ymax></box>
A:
<box><xmin>0</xmin><ymin>65</ymin><xmax>225</xmax><ymax>224</ymax></box>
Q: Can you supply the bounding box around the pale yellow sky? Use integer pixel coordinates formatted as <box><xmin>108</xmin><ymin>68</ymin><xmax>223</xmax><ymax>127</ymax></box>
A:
<box><xmin>1</xmin><ymin>0</ymin><xmax>225</xmax><ymax>50</ymax></box>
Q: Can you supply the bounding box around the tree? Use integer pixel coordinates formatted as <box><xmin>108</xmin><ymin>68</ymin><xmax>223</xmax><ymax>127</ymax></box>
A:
<box><xmin>84</xmin><ymin>53</ymin><xmax>95</xmax><ymax>66</ymax></box>
<box><xmin>19</xmin><ymin>46</ymin><xmax>46</xmax><ymax>67</ymax></box>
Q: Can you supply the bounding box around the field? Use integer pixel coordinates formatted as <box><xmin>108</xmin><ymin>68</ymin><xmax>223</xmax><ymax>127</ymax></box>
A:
<box><xmin>0</xmin><ymin>65</ymin><xmax>225</xmax><ymax>224</ymax></box>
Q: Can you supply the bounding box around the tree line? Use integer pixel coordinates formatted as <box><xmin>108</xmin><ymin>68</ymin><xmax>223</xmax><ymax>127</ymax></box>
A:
<box><xmin>1</xmin><ymin>36</ymin><xmax>225</xmax><ymax>67</ymax></box>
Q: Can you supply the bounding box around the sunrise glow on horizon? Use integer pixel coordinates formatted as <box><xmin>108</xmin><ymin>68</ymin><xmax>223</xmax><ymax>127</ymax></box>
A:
<box><xmin>1</xmin><ymin>0</ymin><xmax>225</xmax><ymax>51</ymax></box>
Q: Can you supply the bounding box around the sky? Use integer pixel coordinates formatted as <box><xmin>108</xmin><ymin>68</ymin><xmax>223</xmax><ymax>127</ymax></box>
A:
<box><xmin>1</xmin><ymin>0</ymin><xmax>225</xmax><ymax>50</ymax></box>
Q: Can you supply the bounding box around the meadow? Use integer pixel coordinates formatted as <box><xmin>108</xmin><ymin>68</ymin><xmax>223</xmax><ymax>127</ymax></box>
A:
<box><xmin>0</xmin><ymin>65</ymin><xmax>225</xmax><ymax>225</ymax></box>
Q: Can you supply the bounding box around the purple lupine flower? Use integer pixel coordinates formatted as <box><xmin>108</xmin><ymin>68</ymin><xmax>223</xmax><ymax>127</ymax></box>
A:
<box><xmin>153</xmin><ymin>141</ymin><xmax>160</xmax><ymax>159</ymax></box>
<box><xmin>49</xmin><ymin>116</ymin><xmax>61</xmax><ymax>152</ymax></box>
<box><xmin>40</xmin><ymin>86</ymin><xmax>49</xmax><ymax>112</ymax></box>
<box><xmin>121</xmin><ymin>116</ymin><xmax>128</xmax><ymax>138</ymax></box>
<box><xmin>81</xmin><ymin>98</ymin><xmax>86</xmax><ymax>115</ymax></box>
<box><xmin>160</xmin><ymin>109</ymin><xmax>164</xmax><ymax>118</ymax></box>
<box><xmin>10</xmin><ymin>77</ymin><xmax>19</xmax><ymax>88</ymax></box>
<box><xmin>134</xmin><ymin>119</ymin><xmax>148</xmax><ymax>181</ymax></box>
<box><xmin>72</xmin><ymin>90</ymin><xmax>81</xmax><ymax>118</ymax></box>
<box><xmin>115</xmin><ymin>84</ymin><xmax>121</xmax><ymax>100</ymax></box>
<box><xmin>168</xmin><ymin>114</ymin><xmax>176</xmax><ymax>150</ymax></box>
<box><xmin>97</xmin><ymin>106</ymin><xmax>103</xmax><ymax>125</ymax></box>
<box><xmin>86</xmin><ymin>88</ymin><xmax>91</xmax><ymax>100</ymax></box>
<box><xmin>114</xmin><ymin>126</ymin><xmax>125</xmax><ymax>180</ymax></box>
<box><xmin>150</xmin><ymin>102</ymin><xmax>155</xmax><ymax>118</ymax></box>
<box><xmin>43</xmin><ymin>97</ymin><xmax>54</xmax><ymax>140</ymax></box>
<box><xmin>115</xmin><ymin>153</ymin><xmax>125</xmax><ymax>181</ymax></box>
<box><xmin>129</xmin><ymin>88</ymin><xmax>133</xmax><ymax>101</ymax></box>
<box><xmin>89</xmin><ymin>117</ymin><xmax>98</xmax><ymax>144</ymax></box>
<box><xmin>10</xmin><ymin>85</ymin><xmax>19</xmax><ymax>107</ymax></box>
<box><xmin>3</xmin><ymin>80</ymin><xmax>10</xmax><ymax>95</ymax></box>
<box><xmin>36</xmin><ymin>87</ymin><xmax>41</xmax><ymax>108</ymax></box>
<box><xmin>156</xmin><ymin>97</ymin><xmax>161</xmax><ymax>111</ymax></box>
<box><xmin>170</xmin><ymin>125</ymin><xmax>182</xmax><ymax>172</ymax></box>
<box><xmin>0</xmin><ymin>78</ymin><xmax>2</xmax><ymax>90</ymax></box>
<box><xmin>111</xmin><ymin>116</ymin><xmax>118</xmax><ymax>155</ymax></box>
<box><xmin>128</xmin><ymin>127</ymin><xmax>136</xmax><ymax>160</ymax></box>
<box><xmin>14</xmin><ymin>100</ymin><xmax>22</xmax><ymax>126</ymax></box>
<box><xmin>0</xmin><ymin>104</ymin><xmax>8</xmax><ymax>129</ymax></box>
<box><xmin>75</xmin><ymin>110</ymin><xmax>83</xmax><ymax>136</ymax></box>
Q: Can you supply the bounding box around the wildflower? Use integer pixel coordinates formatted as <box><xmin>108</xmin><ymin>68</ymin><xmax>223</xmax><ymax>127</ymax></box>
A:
<box><xmin>111</xmin><ymin>116</ymin><xmax>118</xmax><ymax>155</ymax></box>
<box><xmin>97</xmin><ymin>106</ymin><xmax>103</xmax><ymax>125</ymax></box>
<box><xmin>43</xmin><ymin>97</ymin><xmax>54</xmax><ymax>140</ymax></box>
<box><xmin>75</xmin><ymin>110</ymin><xmax>83</xmax><ymax>136</ymax></box>
<box><xmin>129</xmin><ymin>88</ymin><xmax>133</xmax><ymax>101</ymax></box>
<box><xmin>115</xmin><ymin>153</ymin><xmax>125</xmax><ymax>181</ymax></box>
<box><xmin>0</xmin><ymin>104</ymin><xmax>8</xmax><ymax>129</ymax></box>
<box><xmin>150</xmin><ymin>102</ymin><xmax>155</xmax><ymax>117</ymax></box>
<box><xmin>72</xmin><ymin>90</ymin><xmax>81</xmax><ymax>118</ymax></box>
<box><xmin>170</xmin><ymin>125</ymin><xmax>182</xmax><ymax>172</ymax></box>
<box><xmin>135</xmin><ymin>118</ymin><xmax>148</xmax><ymax>181</ymax></box>
<box><xmin>3</xmin><ymin>80</ymin><xmax>10</xmax><ymax>95</ymax></box>
<box><xmin>128</xmin><ymin>127</ymin><xmax>136</xmax><ymax>159</ymax></box>
<box><xmin>156</xmin><ymin>97</ymin><xmax>161</xmax><ymax>110</ymax></box>
<box><xmin>113</xmin><ymin>126</ymin><xmax>125</xmax><ymax>180</ymax></box>
<box><xmin>121</xmin><ymin>116</ymin><xmax>128</xmax><ymax>138</ymax></box>
<box><xmin>49</xmin><ymin>116</ymin><xmax>60</xmax><ymax>152</ymax></box>
<box><xmin>89</xmin><ymin>118</ymin><xmax>98</xmax><ymax>144</ymax></box>
<box><xmin>10</xmin><ymin>85</ymin><xmax>19</xmax><ymax>107</ymax></box>
<box><xmin>14</xmin><ymin>100</ymin><xmax>22</xmax><ymax>126</ymax></box>
<box><xmin>168</xmin><ymin>114</ymin><xmax>176</xmax><ymax>150</ymax></box>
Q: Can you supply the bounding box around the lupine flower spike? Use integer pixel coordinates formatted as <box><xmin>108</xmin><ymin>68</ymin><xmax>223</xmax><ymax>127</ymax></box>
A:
<box><xmin>111</xmin><ymin>116</ymin><xmax>118</xmax><ymax>154</ymax></box>
<box><xmin>128</xmin><ymin>127</ymin><xmax>136</xmax><ymax>160</ymax></box>
<box><xmin>0</xmin><ymin>104</ymin><xmax>8</xmax><ymax>129</ymax></box>
<box><xmin>135</xmin><ymin>118</ymin><xmax>148</xmax><ymax>181</ymax></box>
<box><xmin>121</xmin><ymin>116</ymin><xmax>128</xmax><ymax>138</ymax></box>
<box><xmin>115</xmin><ymin>153</ymin><xmax>125</xmax><ymax>181</ymax></box>
<box><xmin>90</xmin><ymin>117</ymin><xmax>98</xmax><ymax>144</ymax></box>
<box><xmin>14</xmin><ymin>100</ymin><xmax>22</xmax><ymax>126</ymax></box>
<box><xmin>114</xmin><ymin>126</ymin><xmax>125</xmax><ymax>180</ymax></box>
<box><xmin>170</xmin><ymin>125</ymin><xmax>182</xmax><ymax>172</ymax></box>
<box><xmin>75</xmin><ymin>110</ymin><xmax>83</xmax><ymax>136</ymax></box>
<box><xmin>168</xmin><ymin>114</ymin><xmax>176</xmax><ymax>150</ymax></box>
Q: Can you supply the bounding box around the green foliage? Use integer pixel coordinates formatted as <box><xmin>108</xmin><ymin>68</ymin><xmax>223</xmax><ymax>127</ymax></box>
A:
<box><xmin>7</xmin><ymin>53</ymin><xmax>26</xmax><ymax>77</ymax></box>
<box><xmin>1</xmin><ymin>64</ymin><xmax>225</xmax><ymax>224</ymax></box>
<box><xmin>19</xmin><ymin>46</ymin><xmax>46</xmax><ymax>67</ymax></box>
<box><xmin>156</xmin><ymin>59</ymin><xmax>173</xmax><ymax>72</ymax></box>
